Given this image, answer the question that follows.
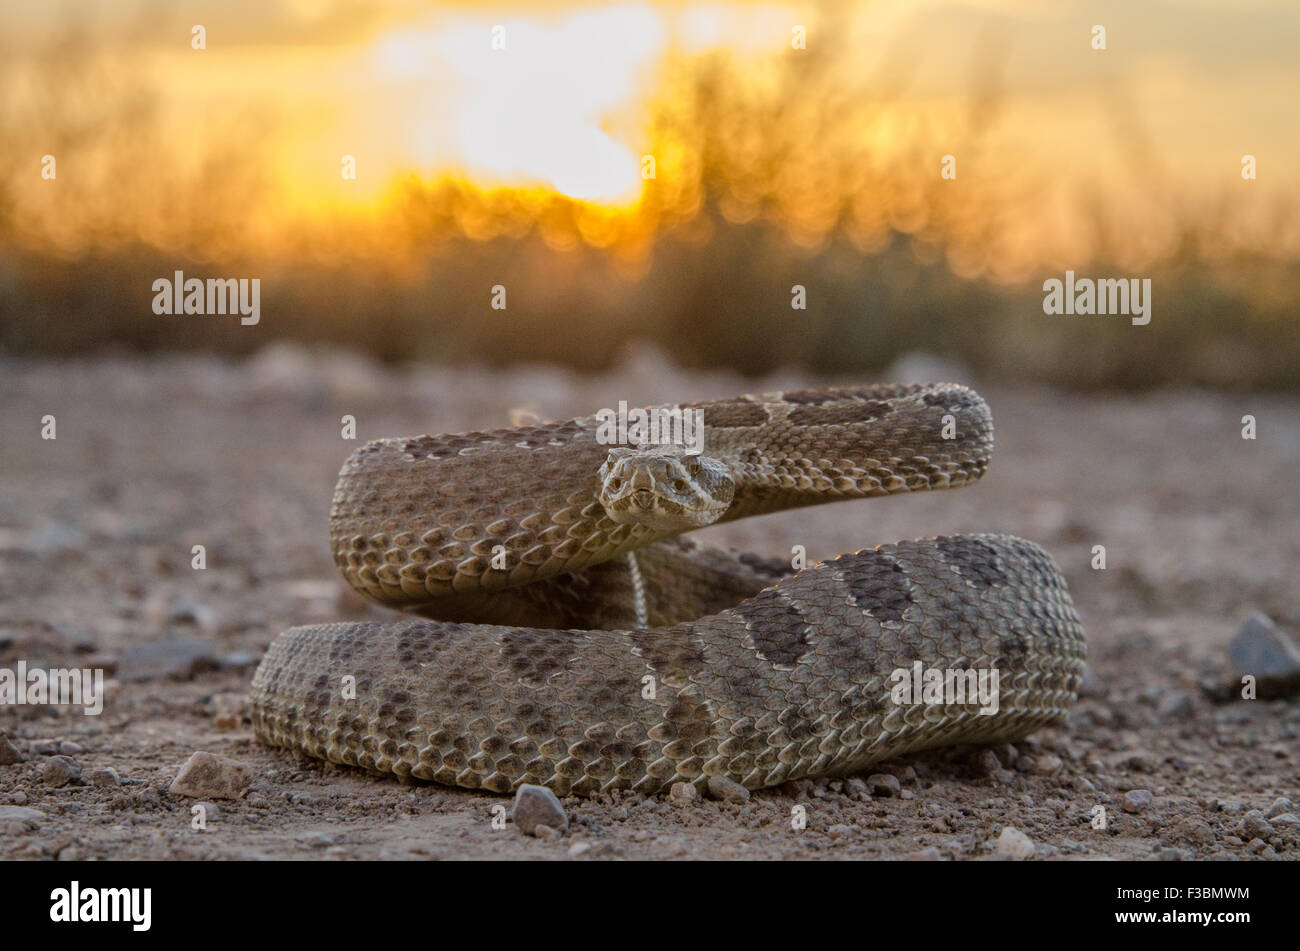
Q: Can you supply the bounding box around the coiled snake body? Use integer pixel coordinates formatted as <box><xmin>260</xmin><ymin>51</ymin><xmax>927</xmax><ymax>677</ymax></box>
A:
<box><xmin>250</xmin><ymin>384</ymin><xmax>1085</xmax><ymax>795</ymax></box>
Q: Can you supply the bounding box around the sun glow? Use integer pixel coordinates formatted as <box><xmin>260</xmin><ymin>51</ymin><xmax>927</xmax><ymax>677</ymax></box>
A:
<box><xmin>371</xmin><ymin>6</ymin><xmax>665</xmax><ymax>204</ymax></box>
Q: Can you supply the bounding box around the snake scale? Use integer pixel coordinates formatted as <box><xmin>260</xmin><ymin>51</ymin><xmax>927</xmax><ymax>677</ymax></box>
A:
<box><xmin>250</xmin><ymin>383</ymin><xmax>1086</xmax><ymax>796</ymax></box>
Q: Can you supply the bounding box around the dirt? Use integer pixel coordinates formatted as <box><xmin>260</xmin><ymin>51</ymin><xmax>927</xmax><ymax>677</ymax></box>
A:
<box><xmin>1</xmin><ymin>345</ymin><xmax>1297</xmax><ymax>860</ymax></box>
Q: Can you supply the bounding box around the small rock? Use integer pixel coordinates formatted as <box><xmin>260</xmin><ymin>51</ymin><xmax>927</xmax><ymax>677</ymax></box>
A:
<box><xmin>58</xmin><ymin>741</ymin><xmax>83</xmax><ymax>756</ymax></box>
<box><xmin>826</xmin><ymin>823</ymin><xmax>853</xmax><ymax>838</ymax></box>
<box><xmin>531</xmin><ymin>823</ymin><xmax>560</xmax><ymax>841</ymax></box>
<box><xmin>31</xmin><ymin>740</ymin><xmax>59</xmax><ymax>756</ymax></box>
<box><xmin>42</xmin><ymin>756</ymin><xmax>82</xmax><ymax>787</ymax></box>
<box><xmin>977</xmin><ymin>749</ymin><xmax>1002</xmax><ymax>776</ymax></box>
<box><xmin>1239</xmin><ymin>810</ymin><xmax>1273</xmax><ymax>839</ymax></box>
<box><xmin>1157</xmin><ymin>847</ymin><xmax>1189</xmax><ymax>861</ymax></box>
<box><xmin>1208</xmin><ymin>796</ymin><xmax>1250</xmax><ymax>813</ymax></box>
<box><xmin>706</xmin><ymin>776</ymin><xmax>750</xmax><ymax>803</ymax></box>
<box><xmin>1269</xmin><ymin>812</ymin><xmax>1300</xmax><ymax>827</ymax></box>
<box><xmin>1266</xmin><ymin>797</ymin><xmax>1292</xmax><ymax>818</ymax></box>
<box><xmin>845</xmin><ymin>777</ymin><xmax>869</xmax><ymax>799</ymax></box>
<box><xmin>191</xmin><ymin>801</ymin><xmax>220</xmax><ymax>820</ymax></box>
<box><xmin>0</xmin><ymin>805</ymin><xmax>45</xmax><ymax>822</ymax></box>
<box><xmin>867</xmin><ymin>773</ymin><xmax>902</xmax><ymax>798</ymax></box>
<box><xmin>0</xmin><ymin>732</ymin><xmax>23</xmax><ymax>765</ymax></box>
<box><xmin>512</xmin><ymin>784</ymin><xmax>569</xmax><ymax>835</ymax></box>
<box><xmin>1112</xmin><ymin>751</ymin><xmax>1157</xmax><ymax>773</ymax></box>
<box><xmin>168</xmin><ymin>751</ymin><xmax>253</xmax><ymax>799</ymax></box>
<box><xmin>1227</xmin><ymin>613</ymin><xmax>1300</xmax><ymax>697</ymax></box>
<box><xmin>1123</xmin><ymin>789</ymin><xmax>1154</xmax><ymax>814</ymax></box>
<box><xmin>1157</xmin><ymin>690</ymin><xmax>1195</xmax><ymax>719</ymax></box>
<box><xmin>568</xmin><ymin>841</ymin><xmax>591</xmax><ymax>857</ymax></box>
<box><xmin>669</xmin><ymin>781</ymin><xmax>699</xmax><ymax>802</ymax></box>
<box><xmin>89</xmin><ymin>767</ymin><xmax>121</xmax><ymax>787</ymax></box>
<box><xmin>994</xmin><ymin>826</ymin><xmax>1036</xmax><ymax>860</ymax></box>
<box><xmin>1032</xmin><ymin>755</ymin><xmax>1064</xmax><ymax>776</ymax></box>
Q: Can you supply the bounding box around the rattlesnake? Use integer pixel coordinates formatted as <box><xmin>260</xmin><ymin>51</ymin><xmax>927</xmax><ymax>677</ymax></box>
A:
<box><xmin>250</xmin><ymin>383</ymin><xmax>1085</xmax><ymax>795</ymax></box>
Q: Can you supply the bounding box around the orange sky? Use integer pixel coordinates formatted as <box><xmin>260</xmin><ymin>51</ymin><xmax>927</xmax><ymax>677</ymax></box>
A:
<box><xmin>3</xmin><ymin>0</ymin><xmax>1296</xmax><ymax>279</ymax></box>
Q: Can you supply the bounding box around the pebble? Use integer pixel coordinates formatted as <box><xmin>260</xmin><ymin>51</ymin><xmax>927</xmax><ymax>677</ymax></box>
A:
<box><xmin>845</xmin><ymin>777</ymin><xmax>869</xmax><ymax>799</ymax></box>
<box><xmin>568</xmin><ymin>841</ymin><xmax>591</xmax><ymax>857</ymax></box>
<box><xmin>31</xmin><ymin>740</ymin><xmax>60</xmax><ymax>756</ymax></box>
<box><xmin>59</xmin><ymin>741</ymin><xmax>83</xmax><ymax>756</ymax></box>
<box><xmin>1123</xmin><ymin>789</ymin><xmax>1154</xmax><ymax>813</ymax></box>
<box><xmin>867</xmin><ymin>774</ymin><xmax>902</xmax><ymax>797</ymax></box>
<box><xmin>1266</xmin><ymin>797</ymin><xmax>1292</xmax><ymax>818</ymax></box>
<box><xmin>0</xmin><ymin>805</ymin><xmax>45</xmax><ymax>822</ymax></box>
<box><xmin>168</xmin><ymin>751</ymin><xmax>254</xmax><ymax>799</ymax></box>
<box><xmin>1157</xmin><ymin>690</ymin><xmax>1195</xmax><ymax>719</ymax></box>
<box><xmin>89</xmin><ymin>767</ymin><xmax>121</xmax><ymax>787</ymax></box>
<box><xmin>826</xmin><ymin>823</ymin><xmax>853</xmax><ymax>838</ymax></box>
<box><xmin>1032</xmin><ymin>755</ymin><xmax>1064</xmax><ymax>775</ymax></box>
<box><xmin>0</xmin><ymin>732</ymin><xmax>23</xmax><ymax>765</ymax></box>
<box><xmin>706</xmin><ymin>776</ymin><xmax>750</xmax><ymax>802</ymax></box>
<box><xmin>531</xmin><ymin>823</ymin><xmax>561</xmax><ymax>841</ymax></box>
<box><xmin>1157</xmin><ymin>847</ymin><xmax>1190</xmax><ymax>861</ymax></box>
<box><xmin>977</xmin><ymin>749</ymin><xmax>1002</xmax><ymax>776</ymax></box>
<box><xmin>994</xmin><ymin>826</ymin><xmax>1036</xmax><ymax>860</ymax></box>
<box><xmin>669</xmin><ymin>781</ymin><xmax>699</xmax><ymax>802</ymax></box>
<box><xmin>1169</xmin><ymin>817</ymin><xmax>1214</xmax><ymax>845</ymax></box>
<box><xmin>1228</xmin><ymin>613</ymin><xmax>1300</xmax><ymax>697</ymax></box>
<box><xmin>512</xmin><ymin>784</ymin><xmax>569</xmax><ymax>835</ymax></box>
<box><xmin>1238</xmin><ymin>811</ymin><xmax>1273</xmax><ymax>839</ymax></box>
<box><xmin>1269</xmin><ymin>812</ymin><xmax>1300</xmax><ymax>827</ymax></box>
<box><xmin>1112</xmin><ymin>751</ymin><xmax>1157</xmax><ymax>773</ymax></box>
<box><xmin>42</xmin><ymin>756</ymin><xmax>82</xmax><ymax>787</ymax></box>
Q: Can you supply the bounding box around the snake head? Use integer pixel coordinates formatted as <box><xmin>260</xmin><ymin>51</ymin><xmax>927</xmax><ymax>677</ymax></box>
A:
<box><xmin>598</xmin><ymin>447</ymin><xmax>735</xmax><ymax>531</ymax></box>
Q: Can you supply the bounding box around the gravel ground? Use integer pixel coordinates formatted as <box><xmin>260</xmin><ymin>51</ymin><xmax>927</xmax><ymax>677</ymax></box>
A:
<box><xmin>1</xmin><ymin>345</ymin><xmax>1298</xmax><ymax>860</ymax></box>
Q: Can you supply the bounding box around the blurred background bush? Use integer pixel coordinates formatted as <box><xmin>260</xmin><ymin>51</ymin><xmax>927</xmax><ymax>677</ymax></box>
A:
<box><xmin>2</xmin><ymin>0</ymin><xmax>1296</xmax><ymax>388</ymax></box>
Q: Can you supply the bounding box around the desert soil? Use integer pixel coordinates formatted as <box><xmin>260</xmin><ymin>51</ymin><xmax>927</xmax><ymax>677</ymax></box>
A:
<box><xmin>1</xmin><ymin>345</ymin><xmax>1297</xmax><ymax>860</ymax></box>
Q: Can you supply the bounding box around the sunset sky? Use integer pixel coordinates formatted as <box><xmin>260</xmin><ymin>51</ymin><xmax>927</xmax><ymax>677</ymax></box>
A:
<box><xmin>2</xmin><ymin>0</ymin><xmax>1296</xmax><ymax>280</ymax></box>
